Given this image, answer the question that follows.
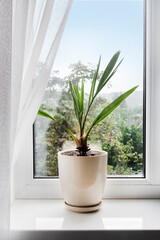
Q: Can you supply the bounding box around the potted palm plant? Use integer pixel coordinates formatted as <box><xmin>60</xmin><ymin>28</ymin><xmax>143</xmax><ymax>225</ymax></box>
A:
<box><xmin>38</xmin><ymin>51</ymin><xmax>138</xmax><ymax>212</ymax></box>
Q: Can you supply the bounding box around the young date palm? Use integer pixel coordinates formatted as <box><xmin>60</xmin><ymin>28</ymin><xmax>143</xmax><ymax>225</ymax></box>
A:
<box><xmin>38</xmin><ymin>51</ymin><xmax>138</xmax><ymax>156</ymax></box>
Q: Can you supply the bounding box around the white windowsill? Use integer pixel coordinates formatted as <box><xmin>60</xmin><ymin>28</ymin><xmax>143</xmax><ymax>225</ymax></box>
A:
<box><xmin>11</xmin><ymin>199</ymin><xmax>160</xmax><ymax>231</ymax></box>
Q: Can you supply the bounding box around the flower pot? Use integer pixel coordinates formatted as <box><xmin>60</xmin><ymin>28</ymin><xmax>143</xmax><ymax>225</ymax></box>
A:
<box><xmin>58</xmin><ymin>150</ymin><xmax>107</xmax><ymax>211</ymax></box>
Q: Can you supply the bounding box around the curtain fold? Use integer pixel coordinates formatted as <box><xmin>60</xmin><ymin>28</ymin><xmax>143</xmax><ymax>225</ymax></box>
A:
<box><xmin>11</xmin><ymin>0</ymin><xmax>29</xmax><ymax>151</ymax></box>
<box><xmin>16</xmin><ymin>0</ymin><xmax>72</xmax><ymax>145</ymax></box>
<box><xmin>20</xmin><ymin>0</ymin><xmax>55</xmax><ymax>108</ymax></box>
<box><xmin>0</xmin><ymin>1</ymin><xmax>12</xmax><ymax>239</ymax></box>
<box><xmin>0</xmin><ymin>0</ymin><xmax>72</xmax><ymax>239</ymax></box>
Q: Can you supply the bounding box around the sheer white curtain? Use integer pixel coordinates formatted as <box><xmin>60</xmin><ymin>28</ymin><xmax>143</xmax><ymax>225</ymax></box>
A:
<box><xmin>0</xmin><ymin>0</ymin><xmax>72</xmax><ymax>239</ymax></box>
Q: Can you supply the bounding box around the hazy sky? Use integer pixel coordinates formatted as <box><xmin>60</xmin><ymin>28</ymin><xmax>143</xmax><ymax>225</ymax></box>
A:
<box><xmin>53</xmin><ymin>0</ymin><xmax>144</xmax><ymax>93</ymax></box>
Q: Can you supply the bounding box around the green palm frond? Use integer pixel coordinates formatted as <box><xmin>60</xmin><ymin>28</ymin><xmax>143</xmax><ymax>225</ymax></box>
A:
<box><xmin>37</xmin><ymin>109</ymin><xmax>78</xmax><ymax>144</ymax></box>
<box><xmin>95</xmin><ymin>51</ymin><xmax>123</xmax><ymax>96</ymax></box>
<box><xmin>85</xmin><ymin>86</ymin><xmax>138</xmax><ymax>141</ymax></box>
<box><xmin>88</xmin><ymin>56</ymin><xmax>101</xmax><ymax>107</ymax></box>
<box><xmin>69</xmin><ymin>78</ymin><xmax>84</xmax><ymax>135</ymax></box>
<box><xmin>82</xmin><ymin>51</ymin><xmax>123</xmax><ymax>131</ymax></box>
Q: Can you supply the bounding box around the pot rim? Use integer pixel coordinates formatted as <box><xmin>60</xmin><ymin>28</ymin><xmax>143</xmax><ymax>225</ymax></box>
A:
<box><xmin>58</xmin><ymin>149</ymin><xmax>108</xmax><ymax>158</ymax></box>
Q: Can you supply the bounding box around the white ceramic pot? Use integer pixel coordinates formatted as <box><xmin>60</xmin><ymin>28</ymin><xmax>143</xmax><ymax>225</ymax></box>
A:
<box><xmin>58</xmin><ymin>150</ymin><xmax>108</xmax><ymax>207</ymax></box>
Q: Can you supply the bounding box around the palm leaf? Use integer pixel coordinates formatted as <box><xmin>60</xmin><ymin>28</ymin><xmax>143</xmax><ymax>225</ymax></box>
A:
<box><xmin>73</xmin><ymin>81</ymin><xmax>80</xmax><ymax>99</ymax></box>
<box><xmin>73</xmin><ymin>83</ymin><xmax>81</xmax><ymax>113</ymax></box>
<box><xmin>80</xmin><ymin>77</ymin><xmax>84</xmax><ymax>112</ymax></box>
<box><xmin>37</xmin><ymin>109</ymin><xmax>77</xmax><ymax>142</ymax></box>
<box><xmin>95</xmin><ymin>51</ymin><xmax>121</xmax><ymax>96</ymax></box>
<box><xmin>82</xmin><ymin>57</ymin><xmax>101</xmax><ymax>131</ymax></box>
<box><xmin>96</xmin><ymin>58</ymin><xmax>124</xmax><ymax>94</ymax></box>
<box><xmin>69</xmin><ymin>81</ymin><xmax>81</xmax><ymax>125</ymax></box>
<box><xmin>79</xmin><ymin>77</ymin><xmax>84</xmax><ymax>135</ymax></box>
<box><xmin>88</xmin><ymin>56</ymin><xmax>101</xmax><ymax>107</ymax></box>
<box><xmin>85</xmin><ymin>85</ymin><xmax>138</xmax><ymax>140</ymax></box>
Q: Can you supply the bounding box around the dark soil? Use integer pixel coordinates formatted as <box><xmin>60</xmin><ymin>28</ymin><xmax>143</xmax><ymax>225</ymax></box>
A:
<box><xmin>61</xmin><ymin>150</ymin><xmax>104</xmax><ymax>157</ymax></box>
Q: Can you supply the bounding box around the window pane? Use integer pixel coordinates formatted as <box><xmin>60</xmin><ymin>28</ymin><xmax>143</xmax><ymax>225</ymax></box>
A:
<box><xmin>34</xmin><ymin>0</ymin><xmax>144</xmax><ymax>177</ymax></box>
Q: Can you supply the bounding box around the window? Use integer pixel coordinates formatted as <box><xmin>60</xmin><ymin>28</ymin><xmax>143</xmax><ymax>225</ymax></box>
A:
<box><xmin>13</xmin><ymin>0</ymin><xmax>160</xmax><ymax>199</ymax></box>
<box><xmin>34</xmin><ymin>0</ymin><xmax>145</xmax><ymax>178</ymax></box>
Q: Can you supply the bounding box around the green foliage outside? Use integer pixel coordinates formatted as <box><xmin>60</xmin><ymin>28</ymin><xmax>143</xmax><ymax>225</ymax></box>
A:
<box><xmin>34</xmin><ymin>61</ymin><xmax>143</xmax><ymax>177</ymax></box>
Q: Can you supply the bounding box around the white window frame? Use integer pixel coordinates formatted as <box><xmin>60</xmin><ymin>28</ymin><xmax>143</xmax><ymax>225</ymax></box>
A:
<box><xmin>13</xmin><ymin>0</ymin><xmax>160</xmax><ymax>200</ymax></box>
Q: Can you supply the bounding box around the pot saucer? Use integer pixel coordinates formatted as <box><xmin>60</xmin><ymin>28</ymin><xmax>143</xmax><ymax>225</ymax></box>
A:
<box><xmin>65</xmin><ymin>201</ymin><xmax>102</xmax><ymax>213</ymax></box>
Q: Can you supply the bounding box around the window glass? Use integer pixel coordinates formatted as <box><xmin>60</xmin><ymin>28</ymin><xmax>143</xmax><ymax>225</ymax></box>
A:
<box><xmin>34</xmin><ymin>0</ymin><xmax>144</xmax><ymax>177</ymax></box>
